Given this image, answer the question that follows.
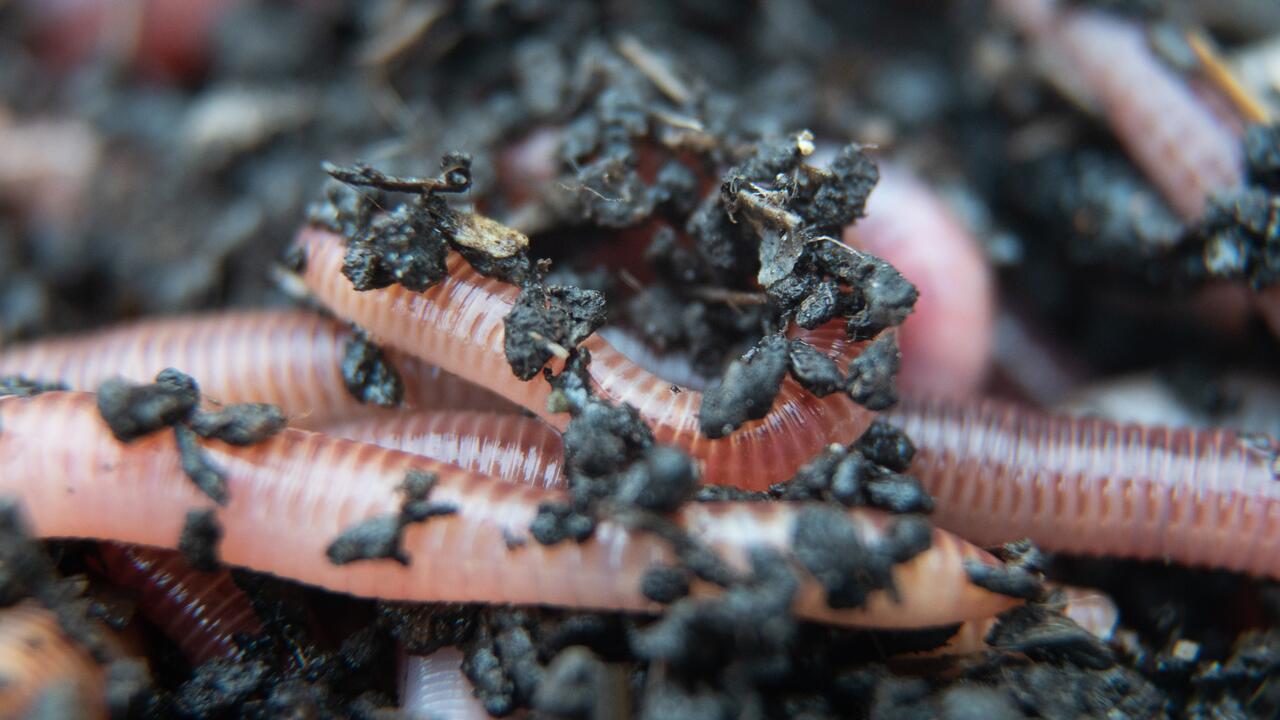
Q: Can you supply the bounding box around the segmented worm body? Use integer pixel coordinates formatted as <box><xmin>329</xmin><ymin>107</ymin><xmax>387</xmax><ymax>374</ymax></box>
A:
<box><xmin>0</xmin><ymin>392</ymin><xmax>1014</xmax><ymax>629</ymax></box>
<box><xmin>919</xmin><ymin>585</ymin><xmax>1118</xmax><ymax>658</ymax></box>
<box><xmin>887</xmin><ymin>397</ymin><xmax>1280</xmax><ymax>578</ymax></box>
<box><xmin>95</xmin><ymin>544</ymin><xmax>262</xmax><ymax>665</ymax></box>
<box><xmin>326</xmin><ymin>411</ymin><xmax>565</xmax><ymax>490</ymax></box>
<box><xmin>843</xmin><ymin>165</ymin><xmax>994</xmax><ymax>398</ymax></box>
<box><xmin>0</xmin><ymin>602</ymin><xmax>104</xmax><ymax>718</ymax></box>
<box><xmin>999</xmin><ymin>0</ymin><xmax>1244</xmax><ymax>220</ymax></box>
<box><xmin>296</xmin><ymin>227</ymin><xmax>876</xmax><ymax>491</ymax></box>
<box><xmin>0</xmin><ymin>309</ymin><xmax>513</xmax><ymax>427</ymax></box>
<box><xmin>401</xmin><ymin>649</ymin><xmax>493</xmax><ymax>720</ymax></box>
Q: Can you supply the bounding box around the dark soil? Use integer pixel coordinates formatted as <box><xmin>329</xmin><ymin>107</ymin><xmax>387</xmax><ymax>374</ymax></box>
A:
<box><xmin>1</xmin><ymin>1</ymin><xmax>1279</xmax><ymax>718</ymax></box>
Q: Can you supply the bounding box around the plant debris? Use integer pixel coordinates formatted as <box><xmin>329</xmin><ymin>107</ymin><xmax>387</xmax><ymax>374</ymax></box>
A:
<box><xmin>504</xmin><ymin>283</ymin><xmax>607</xmax><ymax>380</ymax></box>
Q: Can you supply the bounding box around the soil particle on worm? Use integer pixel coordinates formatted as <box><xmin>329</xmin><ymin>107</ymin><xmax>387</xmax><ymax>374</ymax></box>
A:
<box><xmin>95</xmin><ymin>369</ymin><xmax>289</xmax><ymax>505</ymax></box>
<box><xmin>96</xmin><ymin>369</ymin><xmax>200</xmax><ymax>442</ymax></box>
<box><xmin>699</xmin><ymin>333</ymin><xmax>790</xmax><ymax>438</ymax></box>
<box><xmin>340</xmin><ymin>330</ymin><xmax>405</xmax><ymax>408</ymax></box>
<box><xmin>174</xmin><ymin>424</ymin><xmax>230</xmax><ymax>505</ymax></box>
<box><xmin>791</xmin><ymin>508</ymin><xmax>932</xmax><ymax>609</ymax></box>
<box><xmin>326</xmin><ymin>470</ymin><xmax>457</xmax><ymax>566</ymax></box>
<box><xmin>965</xmin><ymin>559</ymin><xmax>1046</xmax><ymax>601</ymax></box>
<box><xmin>774</xmin><ymin>430</ymin><xmax>932</xmax><ymax>514</ymax></box>
<box><xmin>178</xmin><ymin>509</ymin><xmax>223</xmax><ymax>572</ymax></box>
<box><xmin>504</xmin><ymin>282</ymin><xmax>607</xmax><ymax>381</ymax></box>
<box><xmin>188</xmin><ymin>404</ymin><xmax>286</xmax><ymax>446</ymax></box>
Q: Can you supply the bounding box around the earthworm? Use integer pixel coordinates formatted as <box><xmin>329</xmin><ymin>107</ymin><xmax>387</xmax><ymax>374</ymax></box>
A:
<box><xmin>94</xmin><ymin>544</ymin><xmax>262</xmax><ymax>665</ymax></box>
<box><xmin>401</xmin><ymin>648</ymin><xmax>493</xmax><ymax>720</ymax></box>
<box><xmin>0</xmin><ymin>602</ymin><xmax>104</xmax><ymax>718</ymax></box>
<box><xmin>998</xmin><ymin>0</ymin><xmax>1245</xmax><ymax>221</ymax></box>
<box><xmin>326</xmin><ymin>410</ymin><xmax>565</xmax><ymax>490</ymax></box>
<box><xmin>885</xmin><ymin>396</ymin><xmax>1280</xmax><ymax>578</ymax></box>
<box><xmin>843</xmin><ymin>164</ymin><xmax>994</xmax><ymax>398</ymax></box>
<box><xmin>296</xmin><ymin>227</ymin><xmax>876</xmax><ymax>491</ymax></box>
<box><xmin>0</xmin><ymin>391</ymin><xmax>1015</xmax><ymax>630</ymax></box>
<box><xmin>0</xmin><ymin>309</ymin><xmax>513</xmax><ymax>427</ymax></box>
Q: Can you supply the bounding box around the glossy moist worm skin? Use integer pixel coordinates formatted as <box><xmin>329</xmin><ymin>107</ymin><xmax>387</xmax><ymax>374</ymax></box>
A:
<box><xmin>0</xmin><ymin>392</ymin><xmax>1013</xmax><ymax>629</ymax></box>
<box><xmin>296</xmin><ymin>227</ymin><xmax>875</xmax><ymax>490</ymax></box>
<box><xmin>0</xmin><ymin>602</ymin><xmax>104</xmax><ymax>718</ymax></box>
<box><xmin>326</xmin><ymin>411</ymin><xmax>566</xmax><ymax>490</ymax></box>
<box><xmin>96</xmin><ymin>544</ymin><xmax>263</xmax><ymax>665</ymax></box>
<box><xmin>401</xmin><ymin>649</ymin><xmax>493</xmax><ymax>720</ymax></box>
<box><xmin>0</xmin><ymin>309</ymin><xmax>513</xmax><ymax>427</ymax></box>
<box><xmin>887</xmin><ymin>397</ymin><xmax>1280</xmax><ymax>578</ymax></box>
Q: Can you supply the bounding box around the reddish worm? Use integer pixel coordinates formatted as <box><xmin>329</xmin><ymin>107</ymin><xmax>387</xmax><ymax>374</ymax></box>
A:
<box><xmin>327</xmin><ymin>410</ymin><xmax>565</xmax><ymax>490</ymax></box>
<box><xmin>997</xmin><ymin>0</ymin><xmax>1245</xmax><ymax>222</ymax></box>
<box><xmin>997</xmin><ymin>2</ymin><xmax>1280</xmax><ymax>337</ymax></box>
<box><xmin>295</xmin><ymin>226</ymin><xmax>875</xmax><ymax>491</ymax></box>
<box><xmin>0</xmin><ymin>391</ymin><xmax>1014</xmax><ymax>630</ymax></box>
<box><xmin>886</xmin><ymin>396</ymin><xmax>1280</xmax><ymax>578</ymax></box>
<box><xmin>0</xmin><ymin>308</ymin><xmax>513</xmax><ymax>427</ymax></box>
<box><xmin>7</xmin><ymin>301</ymin><xmax>1279</xmax><ymax>579</ymax></box>
<box><xmin>7</xmin><ymin>278</ymin><xmax>1279</xmax><ymax>579</ymax></box>
<box><xmin>842</xmin><ymin>163</ymin><xmax>994</xmax><ymax>398</ymax></box>
<box><xmin>94</xmin><ymin>544</ymin><xmax>263</xmax><ymax>666</ymax></box>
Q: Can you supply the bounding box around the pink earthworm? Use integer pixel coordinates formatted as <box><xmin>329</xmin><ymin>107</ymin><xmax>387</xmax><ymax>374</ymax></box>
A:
<box><xmin>0</xmin><ymin>602</ymin><xmax>105</xmax><ymax>718</ymax></box>
<box><xmin>1000</xmin><ymin>3</ymin><xmax>1280</xmax><ymax>343</ymax></box>
<box><xmin>325</xmin><ymin>411</ymin><xmax>565</xmax><ymax>490</ymax></box>
<box><xmin>401</xmin><ymin>649</ymin><xmax>493</xmax><ymax>720</ymax></box>
<box><xmin>997</xmin><ymin>0</ymin><xmax>1246</xmax><ymax>221</ymax></box>
<box><xmin>94</xmin><ymin>544</ymin><xmax>263</xmax><ymax>666</ymax></box>
<box><xmin>885</xmin><ymin>396</ymin><xmax>1280</xmax><ymax>578</ymax></box>
<box><xmin>295</xmin><ymin>227</ymin><xmax>876</xmax><ymax>491</ymax></box>
<box><xmin>0</xmin><ymin>391</ymin><xmax>1015</xmax><ymax>630</ymax></box>
<box><xmin>0</xmin><ymin>308</ymin><xmax>514</xmax><ymax>427</ymax></box>
<box><xmin>843</xmin><ymin>164</ymin><xmax>994</xmax><ymax>398</ymax></box>
<box><xmin>405</xmin><ymin>325</ymin><xmax>1280</xmax><ymax>580</ymax></box>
